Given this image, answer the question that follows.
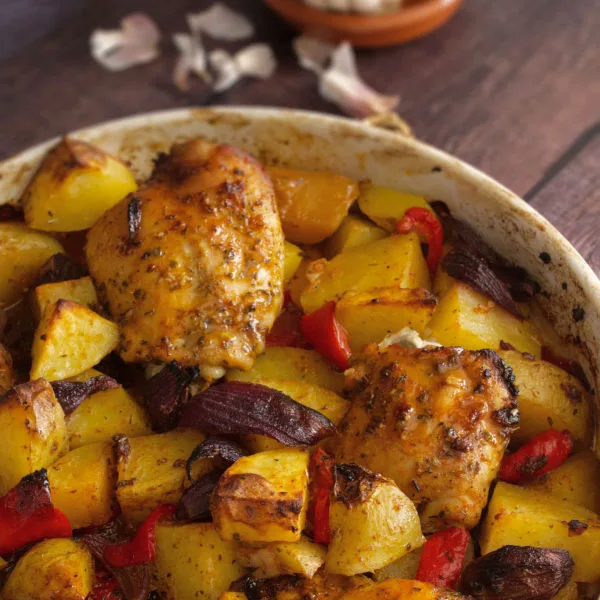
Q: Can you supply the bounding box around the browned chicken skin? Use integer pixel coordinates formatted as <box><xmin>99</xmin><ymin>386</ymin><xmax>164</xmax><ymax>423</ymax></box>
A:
<box><xmin>86</xmin><ymin>139</ymin><xmax>284</xmax><ymax>371</ymax></box>
<box><xmin>334</xmin><ymin>344</ymin><xmax>519</xmax><ymax>532</ymax></box>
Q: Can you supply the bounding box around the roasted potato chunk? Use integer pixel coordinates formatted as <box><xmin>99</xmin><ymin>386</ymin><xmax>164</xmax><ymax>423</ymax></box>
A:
<box><xmin>301</xmin><ymin>233</ymin><xmax>430</xmax><ymax>314</ymax></box>
<box><xmin>30</xmin><ymin>299</ymin><xmax>119</xmax><ymax>381</ymax></box>
<box><xmin>325</xmin><ymin>464</ymin><xmax>424</xmax><ymax>575</ymax></box>
<box><xmin>22</xmin><ymin>137</ymin><xmax>137</xmax><ymax>232</ymax></box>
<box><xmin>287</xmin><ymin>247</ymin><xmax>323</xmax><ymax>305</ymax></box>
<box><xmin>426</xmin><ymin>282</ymin><xmax>541</xmax><ymax>356</ymax></box>
<box><xmin>284</xmin><ymin>241</ymin><xmax>303</xmax><ymax>285</ymax></box>
<box><xmin>324</xmin><ymin>214</ymin><xmax>387</xmax><ymax>258</ymax></box>
<box><xmin>269</xmin><ymin>167</ymin><xmax>359</xmax><ymax>244</ymax></box>
<box><xmin>212</xmin><ymin>448</ymin><xmax>309</xmax><ymax>543</ymax></box>
<box><xmin>239</xmin><ymin>378</ymin><xmax>349</xmax><ymax>453</ymax></box>
<box><xmin>227</xmin><ymin>347</ymin><xmax>344</xmax><ymax>394</ymax></box>
<box><xmin>47</xmin><ymin>441</ymin><xmax>117</xmax><ymax>529</ymax></box>
<box><xmin>0</xmin><ymin>223</ymin><xmax>64</xmax><ymax>307</ymax></box>
<box><xmin>116</xmin><ymin>429</ymin><xmax>207</xmax><ymax>523</ymax></box>
<box><xmin>499</xmin><ymin>350</ymin><xmax>593</xmax><ymax>446</ymax></box>
<box><xmin>525</xmin><ymin>450</ymin><xmax>600</xmax><ymax>513</ymax></box>
<box><xmin>0</xmin><ymin>379</ymin><xmax>68</xmax><ymax>495</ymax></box>
<box><xmin>357</xmin><ymin>183</ymin><xmax>433</xmax><ymax>231</ymax></box>
<box><xmin>235</xmin><ymin>536</ymin><xmax>326</xmax><ymax>578</ymax></box>
<box><xmin>154</xmin><ymin>522</ymin><xmax>245</xmax><ymax>600</ymax></box>
<box><xmin>0</xmin><ymin>342</ymin><xmax>15</xmax><ymax>395</ymax></box>
<box><xmin>342</xmin><ymin>578</ymin><xmax>465</xmax><ymax>600</ymax></box>
<box><xmin>480</xmin><ymin>482</ymin><xmax>600</xmax><ymax>582</ymax></box>
<box><xmin>31</xmin><ymin>276</ymin><xmax>98</xmax><ymax>321</ymax></box>
<box><xmin>335</xmin><ymin>345</ymin><xmax>518</xmax><ymax>532</ymax></box>
<box><xmin>66</xmin><ymin>369</ymin><xmax>151</xmax><ymax>449</ymax></box>
<box><xmin>2</xmin><ymin>538</ymin><xmax>93</xmax><ymax>600</ymax></box>
<box><xmin>336</xmin><ymin>287</ymin><xmax>437</xmax><ymax>353</ymax></box>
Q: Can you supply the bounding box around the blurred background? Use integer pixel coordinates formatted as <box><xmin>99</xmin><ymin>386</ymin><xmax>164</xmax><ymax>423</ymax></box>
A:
<box><xmin>0</xmin><ymin>0</ymin><xmax>598</xmax><ymax>268</ymax></box>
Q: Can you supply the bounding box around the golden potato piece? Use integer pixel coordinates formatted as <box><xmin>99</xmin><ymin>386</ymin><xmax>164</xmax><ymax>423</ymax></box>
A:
<box><xmin>324</xmin><ymin>214</ymin><xmax>387</xmax><ymax>258</ymax></box>
<box><xmin>479</xmin><ymin>482</ymin><xmax>600</xmax><ymax>582</ymax></box>
<box><xmin>499</xmin><ymin>350</ymin><xmax>592</xmax><ymax>446</ymax></box>
<box><xmin>48</xmin><ymin>441</ymin><xmax>117</xmax><ymax>529</ymax></box>
<box><xmin>336</xmin><ymin>287</ymin><xmax>437</xmax><ymax>353</ymax></box>
<box><xmin>235</xmin><ymin>536</ymin><xmax>326</xmax><ymax>578</ymax></box>
<box><xmin>239</xmin><ymin>377</ymin><xmax>349</xmax><ymax>453</ymax></box>
<box><xmin>0</xmin><ymin>223</ymin><xmax>64</xmax><ymax>307</ymax></box>
<box><xmin>212</xmin><ymin>448</ymin><xmax>309</xmax><ymax>543</ymax></box>
<box><xmin>154</xmin><ymin>522</ymin><xmax>245</xmax><ymax>600</ymax></box>
<box><xmin>287</xmin><ymin>247</ymin><xmax>323</xmax><ymax>306</ymax></box>
<box><xmin>2</xmin><ymin>538</ymin><xmax>93</xmax><ymax>600</ymax></box>
<box><xmin>22</xmin><ymin>137</ymin><xmax>137</xmax><ymax>232</ymax></box>
<box><xmin>427</xmin><ymin>282</ymin><xmax>541</xmax><ymax>356</ymax></box>
<box><xmin>358</xmin><ymin>183</ymin><xmax>433</xmax><ymax>231</ymax></box>
<box><xmin>325</xmin><ymin>464</ymin><xmax>424</xmax><ymax>576</ymax></box>
<box><xmin>30</xmin><ymin>299</ymin><xmax>119</xmax><ymax>381</ymax></box>
<box><xmin>284</xmin><ymin>241</ymin><xmax>303</xmax><ymax>285</ymax></box>
<box><xmin>0</xmin><ymin>342</ymin><xmax>15</xmax><ymax>395</ymax></box>
<box><xmin>269</xmin><ymin>167</ymin><xmax>359</xmax><ymax>244</ymax></box>
<box><xmin>341</xmin><ymin>578</ymin><xmax>465</xmax><ymax>600</ymax></box>
<box><xmin>227</xmin><ymin>347</ymin><xmax>344</xmax><ymax>394</ymax></box>
<box><xmin>0</xmin><ymin>379</ymin><xmax>68</xmax><ymax>495</ymax></box>
<box><xmin>301</xmin><ymin>233</ymin><xmax>429</xmax><ymax>314</ymax></box>
<box><xmin>525</xmin><ymin>450</ymin><xmax>600</xmax><ymax>514</ymax></box>
<box><xmin>66</xmin><ymin>369</ymin><xmax>151</xmax><ymax>449</ymax></box>
<box><xmin>31</xmin><ymin>276</ymin><xmax>98</xmax><ymax>321</ymax></box>
<box><xmin>116</xmin><ymin>429</ymin><xmax>206</xmax><ymax>523</ymax></box>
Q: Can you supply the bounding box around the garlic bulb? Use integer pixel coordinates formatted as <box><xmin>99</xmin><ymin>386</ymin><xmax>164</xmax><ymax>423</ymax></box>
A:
<box><xmin>302</xmin><ymin>0</ymin><xmax>403</xmax><ymax>14</ymax></box>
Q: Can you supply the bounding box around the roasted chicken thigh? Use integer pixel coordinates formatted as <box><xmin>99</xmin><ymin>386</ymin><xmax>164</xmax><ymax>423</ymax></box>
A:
<box><xmin>86</xmin><ymin>139</ymin><xmax>284</xmax><ymax>372</ymax></box>
<box><xmin>334</xmin><ymin>344</ymin><xmax>519</xmax><ymax>532</ymax></box>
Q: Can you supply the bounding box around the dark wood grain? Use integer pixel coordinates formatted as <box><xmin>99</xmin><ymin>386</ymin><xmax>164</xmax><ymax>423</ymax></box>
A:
<box><xmin>0</xmin><ymin>0</ymin><xmax>598</xmax><ymax>270</ymax></box>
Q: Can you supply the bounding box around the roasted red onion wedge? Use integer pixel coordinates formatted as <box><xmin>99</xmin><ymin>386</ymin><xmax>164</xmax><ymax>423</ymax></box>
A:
<box><xmin>140</xmin><ymin>362</ymin><xmax>198</xmax><ymax>432</ymax></box>
<box><xmin>82</xmin><ymin>518</ymin><xmax>151</xmax><ymax>600</ymax></box>
<box><xmin>178</xmin><ymin>381</ymin><xmax>336</xmax><ymax>446</ymax></box>
<box><xmin>460</xmin><ymin>545</ymin><xmax>573</xmax><ymax>600</ymax></box>
<box><xmin>176</xmin><ymin>471</ymin><xmax>223</xmax><ymax>522</ymax></box>
<box><xmin>51</xmin><ymin>375</ymin><xmax>120</xmax><ymax>415</ymax></box>
<box><xmin>186</xmin><ymin>436</ymin><xmax>248</xmax><ymax>481</ymax></box>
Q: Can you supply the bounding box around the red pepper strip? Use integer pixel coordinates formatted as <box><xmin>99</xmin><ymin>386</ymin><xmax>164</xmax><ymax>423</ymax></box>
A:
<box><xmin>498</xmin><ymin>428</ymin><xmax>573</xmax><ymax>483</ymax></box>
<box><xmin>300</xmin><ymin>301</ymin><xmax>352</xmax><ymax>370</ymax></box>
<box><xmin>0</xmin><ymin>470</ymin><xmax>72</xmax><ymax>555</ymax></box>
<box><xmin>267</xmin><ymin>292</ymin><xmax>311</xmax><ymax>348</ymax></box>
<box><xmin>88</xmin><ymin>568</ymin><xmax>120</xmax><ymax>600</ymax></box>
<box><xmin>308</xmin><ymin>448</ymin><xmax>334</xmax><ymax>544</ymax></box>
<box><xmin>103</xmin><ymin>504</ymin><xmax>176</xmax><ymax>567</ymax></box>
<box><xmin>396</xmin><ymin>207</ymin><xmax>444</xmax><ymax>273</ymax></box>
<box><xmin>416</xmin><ymin>527</ymin><xmax>470</xmax><ymax>589</ymax></box>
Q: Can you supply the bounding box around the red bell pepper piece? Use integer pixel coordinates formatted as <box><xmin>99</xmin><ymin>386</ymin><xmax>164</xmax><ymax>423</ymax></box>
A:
<box><xmin>103</xmin><ymin>504</ymin><xmax>176</xmax><ymax>567</ymax></box>
<box><xmin>266</xmin><ymin>292</ymin><xmax>310</xmax><ymax>348</ymax></box>
<box><xmin>396</xmin><ymin>207</ymin><xmax>444</xmax><ymax>273</ymax></box>
<box><xmin>498</xmin><ymin>428</ymin><xmax>573</xmax><ymax>483</ymax></box>
<box><xmin>300</xmin><ymin>301</ymin><xmax>352</xmax><ymax>370</ymax></box>
<box><xmin>416</xmin><ymin>527</ymin><xmax>470</xmax><ymax>589</ymax></box>
<box><xmin>308</xmin><ymin>448</ymin><xmax>334</xmax><ymax>544</ymax></box>
<box><xmin>88</xmin><ymin>568</ymin><xmax>121</xmax><ymax>600</ymax></box>
<box><xmin>0</xmin><ymin>469</ymin><xmax>72</xmax><ymax>555</ymax></box>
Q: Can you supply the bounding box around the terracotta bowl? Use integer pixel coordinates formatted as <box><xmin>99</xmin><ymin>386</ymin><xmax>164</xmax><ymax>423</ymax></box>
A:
<box><xmin>264</xmin><ymin>0</ymin><xmax>463</xmax><ymax>47</ymax></box>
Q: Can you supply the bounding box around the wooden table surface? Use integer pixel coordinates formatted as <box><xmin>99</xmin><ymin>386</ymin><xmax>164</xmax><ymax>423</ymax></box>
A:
<box><xmin>1</xmin><ymin>0</ymin><xmax>598</xmax><ymax>271</ymax></box>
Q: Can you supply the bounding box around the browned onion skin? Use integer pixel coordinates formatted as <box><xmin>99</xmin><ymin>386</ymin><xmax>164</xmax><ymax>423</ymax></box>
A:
<box><xmin>51</xmin><ymin>375</ymin><xmax>120</xmax><ymax>415</ymax></box>
<box><xmin>460</xmin><ymin>545</ymin><xmax>573</xmax><ymax>600</ymax></box>
<box><xmin>34</xmin><ymin>252</ymin><xmax>88</xmax><ymax>287</ymax></box>
<box><xmin>186</xmin><ymin>436</ymin><xmax>248</xmax><ymax>481</ymax></box>
<box><xmin>178</xmin><ymin>381</ymin><xmax>336</xmax><ymax>446</ymax></box>
<box><xmin>82</xmin><ymin>518</ymin><xmax>151</xmax><ymax>600</ymax></box>
<box><xmin>176</xmin><ymin>471</ymin><xmax>223</xmax><ymax>522</ymax></box>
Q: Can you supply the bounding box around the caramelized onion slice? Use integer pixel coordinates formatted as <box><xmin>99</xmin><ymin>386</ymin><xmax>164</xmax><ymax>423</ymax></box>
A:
<box><xmin>460</xmin><ymin>545</ymin><xmax>573</xmax><ymax>600</ymax></box>
<box><xmin>176</xmin><ymin>471</ymin><xmax>223</xmax><ymax>522</ymax></box>
<box><xmin>35</xmin><ymin>253</ymin><xmax>88</xmax><ymax>286</ymax></box>
<box><xmin>443</xmin><ymin>247</ymin><xmax>523</xmax><ymax>318</ymax></box>
<box><xmin>82</xmin><ymin>518</ymin><xmax>151</xmax><ymax>600</ymax></box>
<box><xmin>178</xmin><ymin>381</ymin><xmax>336</xmax><ymax>446</ymax></box>
<box><xmin>186</xmin><ymin>436</ymin><xmax>247</xmax><ymax>481</ymax></box>
<box><xmin>51</xmin><ymin>375</ymin><xmax>120</xmax><ymax>415</ymax></box>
